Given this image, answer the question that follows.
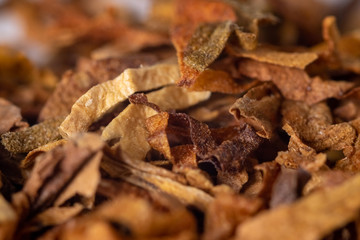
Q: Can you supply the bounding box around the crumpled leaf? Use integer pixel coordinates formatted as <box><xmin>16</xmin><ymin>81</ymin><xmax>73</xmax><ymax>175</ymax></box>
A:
<box><xmin>235</xmin><ymin>173</ymin><xmax>360</xmax><ymax>240</ymax></box>
<box><xmin>59</xmin><ymin>62</ymin><xmax>180</xmax><ymax>138</ymax></box>
<box><xmin>315</xmin><ymin>16</ymin><xmax>360</xmax><ymax>74</ymax></box>
<box><xmin>101</xmin><ymin>86</ymin><xmax>210</xmax><ymax>160</ymax></box>
<box><xmin>238</xmin><ymin>58</ymin><xmax>354</xmax><ymax>105</ymax></box>
<box><xmin>203</xmin><ymin>193</ymin><xmax>263</xmax><ymax>240</ymax></box>
<box><xmin>334</xmin><ymin>119</ymin><xmax>360</xmax><ymax>172</ymax></box>
<box><xmin>11</xmin><ymin>133</ymin><xmax>103</xmax><ymax>238</ymax></box>
<box><xmin>146</xmin><ymin>104</ymin><xmax>263</xmax><ymax>191</ymax></box>
<box><xmin>0</xmin><ymin>98</ymin><xmax>28</xmax><ymax>135</ymax></box>
<box><xmin>172</xmin><ymin>0</ymin><xmax>276</xmax><ymax>87</ymax></box>
<box><xmin>230</xmin><ymin>83</ymin><xmax>281</xmax><ymax>139</ymax></box>
<box><xmin>281</xmin><ymin>100</ymin><xmax>356</xmax><ymax>151</ymax></box>
<box><xmin>41</xmin><ymin>196</ymin><xmax>197</xmax><ymax>240</ymax></box>
<box><xmin>1</xmin><ymin>117</ymin><xmax>64</xmax><ymax>154</ymax></box>
<box><xmin>275</xmin><ymin>124</ymin><xmax>327</xmax><ymax>172</ymax></box>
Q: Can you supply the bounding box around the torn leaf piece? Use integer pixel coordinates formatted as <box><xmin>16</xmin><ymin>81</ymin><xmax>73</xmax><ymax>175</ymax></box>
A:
<box><xmin>238</xmin><ymin>59</ymin><xmax>353</xmax><ymax>105</ymax></box>
<box><xmin>183</xmin><ymin>21</ymin><xmax>234</xmax><ymax>72</ymax></box>
<box><xmin>230</xmin><ymin>83</ymin><xmax>281</xmax><ymax>139</ymax></box>
<box><xmin>205</xmin><ymin>125</ymin><xmax>263</xmax><ymax>191</ymax></box>
<box><xmin>275</xmin><ymin>124</ymin><xmax>327</xmax><ymax>172</ymax></box>
<box><xmin>281</xmin><ymin>100</ymin><xmax>356</xmax><ymax>151</ymax></box>
<box><xmin>229</xmin><ymin>46</ymin><xmax>318</xmax><ymax>69</ymax></box>
<box><xmin>235</xmin><ymin>174</ymin><xmax>360</xmax><ymax>240</ymax></box>
<box><xmin>59</xmin><ymin>62</ymin><xmax>180</xmax><ymax>138</ymax></box>
<box><xmin>101</xmin><ymin>86</ymin><xmax>210</xmax><ymax>160</ymax></box>
<box><xmin>12</xmin><ymin>134</ymin><xmax>103</xmax><ymax>216</ymax></box>
<box><xmin>1</xmin><ymin>117</ymin><xmax>64</xmax><ymax>154</ymax></box>
<box><xmin>0</xmin><ymin>98</ymin><xmax>27</xmax><ymax>134</ymax></box>
<box><xmin>39</xmin><ymin>54</ymin><xmax>158</xmax><ymax>121</ymax></box>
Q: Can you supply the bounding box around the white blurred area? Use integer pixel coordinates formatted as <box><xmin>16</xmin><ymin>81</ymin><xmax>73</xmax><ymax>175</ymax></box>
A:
<box><xmin>0</xmin><ymin>0</ymin><xmax>152</xmax><ymax>65</ymax></box>
<box><xmin>0</xmin><ymin>0</ymin><xmax>359</xmax><ymax>66</ymax></box>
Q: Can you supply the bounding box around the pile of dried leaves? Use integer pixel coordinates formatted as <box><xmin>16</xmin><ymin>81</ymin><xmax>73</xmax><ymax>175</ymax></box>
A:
<box><xmin>2</xmin><ymin>0</ymin><xmax>360</xmax><ymax>239</ymax></box>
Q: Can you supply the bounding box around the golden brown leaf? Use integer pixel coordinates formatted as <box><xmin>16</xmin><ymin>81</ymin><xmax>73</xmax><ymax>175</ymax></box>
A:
<box><xmin>230</xmin><ymin>83</ymin><xmax>281</xmax><ymax>139</ymax></box>
<box><xmin>281</xmin><ymin>101</ymin><xmax>356</xmax><ymax>151</ymax></box>
<box><xmin>1</xmin><ymin>117</ymin><xmax>64</xmax><ymax>154</ymax></box>
<box><xmin>238</xmin><ymin>58</ymin><xmax>353</xmax><ymax>105</ymax></box>
<box><xmin>229</xmin><ymin>46</ymin><xmax>318</xmax><ymax>69</ymax></box>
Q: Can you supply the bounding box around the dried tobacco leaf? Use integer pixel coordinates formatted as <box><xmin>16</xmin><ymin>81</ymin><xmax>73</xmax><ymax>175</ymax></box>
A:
<box><xmin>11</xmin><ymin>133</ymin><xmax>103</xmax><ymax>238</ymax></box>
<box><xmin>41</xmin><ymin>196</ymin><xmax>197</xmax><ymax>240</ymax></box>
<box><xmin>101</xmin><ymin>153</ymin><xmax>213</xmax><ymax>211</ymax></box>
<box><xmin>101</xmin><ymin>86</ymin><xmax>210</xmax><ymax>160</ymax></box>
<box><xmin>203</xmin><ymin>193</ymin><xmax>263</xmax><ymax>240</ymax></box>
<box><xmin>228</xmin><ymin>46</ymin><xmax>318</xmax><ymax>69</ymax></box>
<box><xmin>0</xmin><ymin>98</ymin><xmax>28</xmax><ymax>135</ymax></box>
<box><xmin>38</xmin><ymin>71</ymin><xmax>97</xmax><ymax>121</ymax></box>
<box><xmin>269</xmin><ymin>167</ymin><xmax>310</xmax><ymax>208</ymax></box>
<box><xmin>183</xmin><ymin>21</ymin><xmax>234</xmax><ymax>73</ymax></box>
<box><xmin>188</xmin><ymin>68</ymin><xmax>259</xmax><ymax>94</ymax></box>
<box><xmin>172</xmin><ymin>0</ymin><xmax>276</xmax><ymax>87</ymax></box>
<box><xmin>21</xmin><ymin>139</ymin><xmax>67</xmax><ymax>171</ymax></box>
<box><xmin>275</xmin><ymin>124</ymin><xmax>327</xmax><ymax>172</ymax></box>
<box><xmin>235</xmin><ymin>174</ymin><xmax>360</xmax><ymax>240</ymax></box>
<box><xmin>281</xmin><ymin>100</ymin><xmax>356</xmax><ymax>151</ymax></box>
<box><xmin>316</xmin><ymin>16</ymin><xmax>360</xmax><ymax>74</ymax></box>
<box><xmin>1</xmin><ymin>117</ymin><xmax>64</xmax><ymax>154</ymax></box>
<box><xmin>0</xmin><ymin>194</ymin><xmax>17</xmax><ymax>240</ymax></box>
<box><xmin>238</xmin><ymin>58</ymin><xmax>354</xmax><ymax>105</ymax></box>
<box><xmin>59</xmin><ymin>62</ymin><xmax>180</xmax><ymax>138</ymax></box>
<box><xmin>230</xmin><ymin>83</ymin><xmax>281</xmax><ymax>139</ymax></box>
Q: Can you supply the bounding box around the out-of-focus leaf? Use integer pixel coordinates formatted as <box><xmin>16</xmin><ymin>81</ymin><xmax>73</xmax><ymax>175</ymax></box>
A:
<box><xmin>203</xmin><ymin>193</ymin><xmax>263</xmax><ymax>240</ymax></box>
<box><xmin>0</xmin><ymin>98</ymin><xmax>28</xmax><ymax>135</ymax></box>
<box><xmin>11</xmin><ymin>133</ymin><xmax>103</xmax><ymax>238</ymax></box>
<box><xmin>235</xmin><ymin>174</ymin><xmax>360</xmax><ymax>240</ymax></box>
<box><xmin>40</xmin><ymin>196</ymin><xmax>198</xmax><ymax>240</ymax></box>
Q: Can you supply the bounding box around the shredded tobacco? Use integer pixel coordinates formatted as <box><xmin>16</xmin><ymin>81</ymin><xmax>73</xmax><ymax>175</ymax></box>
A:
<box><xmin>1</xmin><ymin>0</ymin><xmax>360</xmax><ymax>239</ymax></box>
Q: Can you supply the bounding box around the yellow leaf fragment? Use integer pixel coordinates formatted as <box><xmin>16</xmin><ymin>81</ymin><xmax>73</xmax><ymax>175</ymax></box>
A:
<box><xmin>235</xmin><ymin>174</ymin><xmax>360</xmax><ymax>240</ymax></box>
<box><xmin>59</xmin><ymin>62</ymin><xmax>180</xmax><ymax>138</ymax></box>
